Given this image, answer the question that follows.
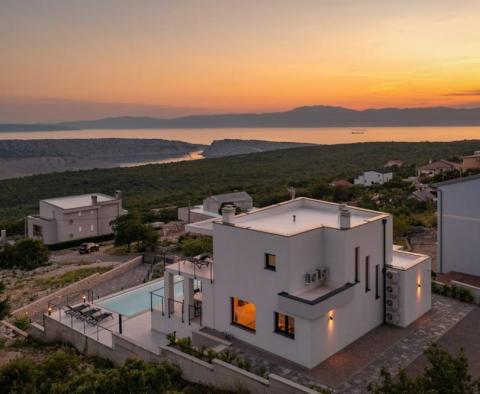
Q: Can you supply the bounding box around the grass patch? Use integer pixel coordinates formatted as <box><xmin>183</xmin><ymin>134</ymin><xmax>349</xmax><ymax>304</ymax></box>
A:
<box><xmin>35</xmin><ymin>266</ymin><xmax>112</xmax><ymax>289</ymax></box>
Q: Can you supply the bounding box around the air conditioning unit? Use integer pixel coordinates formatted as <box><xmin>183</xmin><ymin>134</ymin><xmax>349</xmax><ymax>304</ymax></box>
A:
<box><xmin>386</xmin><ymin>284</ymin><xmax>399</xmax><ymax>298</ymax></box>
<box><xmin>386</xmin><ymin>270</ymin><xmax>399</xmax><ymax>284</ymax></box>
<box><xmin>317</xmin><ymin>267</ymin><xmax>329</xmax><ymax>282</ymax></box>
<box><xmin>304</xmin><ymin>270</ymin><xmax>318</xmax><ymax>285</ymax></box>
<box><xmin>386</xmin><ymin>298</ymin><xmax>399</xmax><ymax>311</ymax></box>
<box><xmin>386</xmin><ymin>311</ymin><xmax>400</xmax><ymax>325</ymax></box>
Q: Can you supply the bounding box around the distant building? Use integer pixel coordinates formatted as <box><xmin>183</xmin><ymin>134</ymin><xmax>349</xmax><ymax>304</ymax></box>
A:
<box><xmin>384</xmin><ymin>159</ymin><xmax>405</xmax><ymax>168</ymax></box>
<box><xmin>417</xmin><ymin>160</ymin><xmax>460</xmax><ymax>177</ymax></box>
<box><xmin>411</xmin><ymin>188</ymin><xmax>437</xmax><ymax>202</ymax></box>
<box><xmin>462</xmin><ymin>151</ymin><xmax>480</xmax><ymax>170</ymax></box>
<box><xmin>178</xmin><ymin>191</ymin><xmax>253</xmax><ymax>223</ymax></box>
<box><xmin>354</xmin><ymin>171</ymin><xmax>393</xmax><ymax>186</ymax></box>
<box><xmin>436</xmin><ymin>174</ymin><xmax>480</xmax><ymax>275</ymax></box>
<box><xmin>0</xmin><ymin>229</ymin><xmax>6</xmax><ymax>245</ymax></box>
<box><xmin>329</xmin><ymin>179</ymin><xmax>353</xmax><ymax>188</ymax></box>
<box><xmin>27</xmin><ymin>192</ymin><xmax>125</xmax><ymax>245</ymax></box>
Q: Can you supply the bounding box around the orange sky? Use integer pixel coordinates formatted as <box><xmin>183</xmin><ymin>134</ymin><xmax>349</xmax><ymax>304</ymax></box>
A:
<box><xmin>1</xmin><ymin>1</ymin><xmax>480</xmax><ymax>121</ymax></box>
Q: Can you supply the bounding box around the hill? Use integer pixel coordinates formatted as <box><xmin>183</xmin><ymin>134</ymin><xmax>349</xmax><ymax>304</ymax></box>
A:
<box><xmin>1</xmin><ymin>140</ymin><xmax>479</xmax><ymax>234</ymax></box>
<box><xmin>3</xmin><ymin>105</ymin><xmax>480</xmax><ymax>131</ymax></box>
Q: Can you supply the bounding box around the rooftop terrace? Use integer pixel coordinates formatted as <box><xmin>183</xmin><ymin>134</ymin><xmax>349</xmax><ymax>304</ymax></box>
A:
<box><xmin>226</xmin><ymin>198</ymin><xmax>387</xmax><ymax>236</ymax></box>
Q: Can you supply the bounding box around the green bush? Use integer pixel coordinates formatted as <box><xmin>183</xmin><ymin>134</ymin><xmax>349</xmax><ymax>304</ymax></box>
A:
<box><xmin>13</xmin><ymin>316</ymin><xmax>30</xmax><ymax>331</ymax></box>
<box><xmin>0</xmin><ymin>238</ymin><xmax>50</xmax><ymax>270</ymax></box>
<box><xmin>179</xmin><ymin>235</ymin><xmax>212</xmax><ymax>257</ymax></box>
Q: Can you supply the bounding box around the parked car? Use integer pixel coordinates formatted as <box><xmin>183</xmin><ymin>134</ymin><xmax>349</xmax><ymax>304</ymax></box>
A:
<box><xmin>79</xmin><ymin>242</ymin><xmax>100</xmax><ymax>254</ymax></box>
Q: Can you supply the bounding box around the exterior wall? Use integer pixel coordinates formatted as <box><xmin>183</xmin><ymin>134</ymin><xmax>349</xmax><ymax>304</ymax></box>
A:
<box><xmin>463</xmin><ymin>155</ymin><xmax>480</xmax><ymax>170</ymax></box>
<box><xmin>178</xmin><ymin>206</ymin><xmax>214</xmax><ymax>223</ymax></box>
<box><xmin>211</xmin><ymin>215</ymin><xmax>393</xmax><ymax>368</ymax></box>
<box><xmin>28</xmin><ymin>199</ymin><xmax>122</xmax><ymax>245</ymax></box>
<box><xmin>27</xmin><ymin>216</ymin><xmax>57</xmax><ymax>244</ymax></box>
<box><xmin>398</xmin><ymin>258</ymin><xmax>431</xmax><ymax>327</ymax></box>
<box><xmin>438</xmin><ymin>178</ymin><xmax>480</xmax><ymax>275</ymax></box>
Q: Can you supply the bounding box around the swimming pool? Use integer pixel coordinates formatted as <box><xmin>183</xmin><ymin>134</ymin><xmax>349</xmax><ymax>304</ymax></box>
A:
<box><xmin>96</xmin><ymin>277</ymin><xmax>184</xmax><ymax>317</ymax></box>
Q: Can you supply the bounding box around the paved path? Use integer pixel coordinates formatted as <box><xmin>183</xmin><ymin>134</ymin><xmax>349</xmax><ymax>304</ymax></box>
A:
<box><xmin>336</xmin><ymin>295</ymin><xmax>474</xmax><ymax>393</ymax></box>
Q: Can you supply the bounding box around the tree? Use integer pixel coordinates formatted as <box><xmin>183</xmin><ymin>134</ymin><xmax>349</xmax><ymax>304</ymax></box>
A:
<box><xmin>111</xmin><ymin>213</ymin><xmax>145</xmax><ymax>252</ymax></box>
<box><xmin>0</xmin><ymin>281</ymin><xmax>10</xmax><ymax>320</ymax></box>
<box><xmin>0</xmin><ymin>238</ymin><xmax>50</xmax><ymax>270</ymax></box>
<box><xmin>368</xmin><ymin>343</ymin><xmax>480</xmax><ymax>394</ymax></box>
<box><xmin>179</xmin><ymin>235</ymin><xmax>213</xmax><ymax>257</ymax></box>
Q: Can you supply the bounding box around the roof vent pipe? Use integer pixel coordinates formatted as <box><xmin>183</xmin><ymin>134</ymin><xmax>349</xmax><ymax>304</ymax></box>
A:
<box><xmin>115</xmin><ymin>190</ymin><xmax>122</xmax><ymax>200</ymax></box>
<box><xmin>339</xmin><ymin>204</ymin><xmax>351</xmax><ymax>229</ymax></box>
<box><xmin>222</xmin><ymin>204</ymin><xmax>236</xmax><ymax>225</ymax></box>
<box><xmin>91</xmin><ymin>195</ymin><xmax>98</xmax><ymax>205</ymax></box>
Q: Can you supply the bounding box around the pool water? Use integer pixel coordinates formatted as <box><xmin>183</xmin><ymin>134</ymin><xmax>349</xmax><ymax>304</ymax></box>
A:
<box><xmin>96</xmin><ymin>277</ymin><xmax>184</xmax><ymax>317</ymax></box>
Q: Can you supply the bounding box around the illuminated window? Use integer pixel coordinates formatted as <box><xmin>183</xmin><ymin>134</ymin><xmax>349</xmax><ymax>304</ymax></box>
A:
<box><xmin>274</xmin><ymin>312</ymin><xmax>295</xmax><ymax>339</ymax></box>
<box><xmin>265</xmin><ymin>253</ymin><xmax>276</xmax><ymax>271</ymax></box>
<box><xmin>231</xmin><ymin>297</ymin><xmax>256</xmax><ymax>332</ymax></box>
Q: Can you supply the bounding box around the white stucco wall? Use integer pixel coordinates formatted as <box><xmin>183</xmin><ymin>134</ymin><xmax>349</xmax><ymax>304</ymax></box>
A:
<box><xmin>438</xmin><ymin>177</ymin><xmax>480</xmax><ymax>275</ymax></box>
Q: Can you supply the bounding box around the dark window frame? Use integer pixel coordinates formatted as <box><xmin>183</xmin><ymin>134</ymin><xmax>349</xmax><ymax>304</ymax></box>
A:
<box><xmin>274</xmin><ymin>311</ymin><xmax>295</xmax><ymax>339</ymax></box>
<box><xmin>230</xmin><ymin>297</ymin><xmax>256</xmax><ymax>333</ymax></box>
<box><xmin>365</xmin><ymin>256</ymin><xmax>371</xmax><ymax>292</ymax></box>
<box><xmin>375</xmin><ymin>264</ymin><xmax>380</xmax><ymax>299</ymax></box>
<box><xmin>355</xmin><ymin>247</ymin><xmax>360</xmax><ymax>283</ymax></box>
<box><xmin>265</xmin><ymin>253</ymin><xmax>276</xmax><ymax>271</ymax></box>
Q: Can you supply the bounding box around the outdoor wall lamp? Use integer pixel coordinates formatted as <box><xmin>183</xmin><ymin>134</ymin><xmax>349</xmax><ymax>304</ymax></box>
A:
<box><xmin>48</xmin><ymin>306</ymin><xmax>52</xmax><ymax>316</ymax></box>
<box><xmin>82</xmin><ymin>294</ymin><xmax>87</xmax><ymax>303</ymax></box>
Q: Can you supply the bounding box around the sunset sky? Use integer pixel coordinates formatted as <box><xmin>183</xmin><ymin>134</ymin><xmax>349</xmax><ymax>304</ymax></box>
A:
<box><xmin>1</xmin><ymin>0</ymin><xmax>480</xmax><ymax>122</ymax></box>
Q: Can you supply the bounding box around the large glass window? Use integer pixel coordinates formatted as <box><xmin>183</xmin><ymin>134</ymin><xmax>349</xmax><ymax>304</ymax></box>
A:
<box><xmin>265</xmin><ymin>253</ymin><xmax>276</xmax><ymax>271</ymax></box>
<box><xmin>231</xmin><ymin>297</ymin><xmax>256</xmax><ymax>332</ymax></box>
<box><xmin>274</xmin><ymin>312</ymin><xmax>295</xmax><ymax>339</ymax></box>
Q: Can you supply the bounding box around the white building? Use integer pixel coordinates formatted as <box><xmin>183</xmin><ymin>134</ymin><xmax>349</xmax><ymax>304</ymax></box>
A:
<box><xmin>155</xmin><ymin>198</ymin><xmax>431</xmax><ymax>368</ymax></box>
<box><xmin>354</xmin><ymin>171</ymin><xmax>393</xmax><ymax>186</ymax></box>
<box><xmin>436</xmin><ymin>174</ymin><xmax>480</xmax><ymax>276</ymax></box>
<box><xmin>178</xmin><ymin>191</ymin><xmax>253</xmax><ymax>223</ymax></box>
<box><xmin>27</xmin><ymin>192</ymin><xmax>125</xmax><ymax>245</ymax></box>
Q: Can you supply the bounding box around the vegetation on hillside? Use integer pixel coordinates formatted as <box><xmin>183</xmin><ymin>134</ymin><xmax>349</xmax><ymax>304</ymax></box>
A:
<box><xmin>1</xmin><ymin>141</ymin><xmax>479</xmax><ymax>236</ymax></box>
<box><xmin>0</xmin><ymin>347</ymin><xmax>237</xmax><ymax>394</ymax></box>
<box><xmin>368</xmin><ymin>343</ymin><xmax>480</xmax><ymax>393</ymax></box>
<box><xmin>111</xmin><ymin>213</ymin><xmax>159</xmax><ymax>252</ymax></box>
<box><xmin>0</xmin><ymin>238</ymin><xmax>50</xmax><ymax>270</ymax></box>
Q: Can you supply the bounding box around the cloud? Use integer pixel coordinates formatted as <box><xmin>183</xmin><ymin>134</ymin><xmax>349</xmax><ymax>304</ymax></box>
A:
<box><xmin>443</xmin><ymin>89</ymin><xmax>480</xmax><ymax>97</ymax></box>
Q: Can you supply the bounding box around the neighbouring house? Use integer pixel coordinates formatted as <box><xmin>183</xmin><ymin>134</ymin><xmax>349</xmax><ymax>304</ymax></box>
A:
<box><xmin>159</xmin><ymin>198</ymin><xmax>431</xmax><ymax>368</ymax></box>
<box><xmin>27</xmin><ymin>192</ymin><xmax>125</xmax><ymax>245</ymax></box>
<box><xmin>411</xmin><ymin>188</ymin><xmax>437</xmax><ymax>202</ymax></box>
<box><xmin>436</xmin><ymin>174</ymin><xmax>480</xmax><ymax>276</ymax></box>
<box><xmin>329</xmin><ymin>179</ymin><xmax>353</xmax><ymax>188</ymax></box>
<box><xmin>384</xmin><ymin>159</ymin><xmax>405</xmax><ymax>168</ymax></box>
<box><xmin>354</xmin><ymin>171</ymin><xmax>393</xmax><ymax>186</ymax></box>
<box><xmin>462</xmin><ymin>151</ymin><xmax>480</xmax><ymax>170</ymax></box>
<box><xmin>417</xmin><ymin>160</ymin><xmax>460</xmax><ymax>177</ymax></box>
<box><xmin>178</xmin><ymin>191</ymin><xmax>253</xmax><ymax>223</ymax></box>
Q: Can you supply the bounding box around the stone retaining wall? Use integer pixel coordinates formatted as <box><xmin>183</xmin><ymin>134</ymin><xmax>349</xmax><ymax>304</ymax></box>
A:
<box><xmin>13</xmin><ymin>256</ymin><xmax>144</xmax><ymax>319</ymax></box>
<box><xmin>30</xmin><ymin>315</ymin><xmax>318</xmax><ymax>394</ymax></box>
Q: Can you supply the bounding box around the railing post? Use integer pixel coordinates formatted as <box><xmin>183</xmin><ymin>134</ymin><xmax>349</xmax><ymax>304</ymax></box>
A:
<box><xmin>161</xmin><ymin>296</ymin><xmax>164</xmax><ymax>316</ymax></box>
<box><xmin>83</xmin><ymin>320</ymin><xmax>86</xmax><ymax>334</ymax></box>
<box><xmin>119</xmin><ymin>314</ymin><xmax>123</xmax><ymax>334</ymax></box>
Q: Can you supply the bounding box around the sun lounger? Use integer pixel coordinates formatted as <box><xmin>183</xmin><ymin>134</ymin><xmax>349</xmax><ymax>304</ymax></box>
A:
<box><xmin>87</xmin><ymin>312</ymin><xmax>113</xmax><ymax>325</ymax></box>
<box><xmin>78</xmin><ymin>307</ymin><xmax>101</xmax><ymax>320</ymax></box>
<box><xmin>65</xmin><ymin>304</ymin><xmax>89</xmax><ymax>316</ymax></box>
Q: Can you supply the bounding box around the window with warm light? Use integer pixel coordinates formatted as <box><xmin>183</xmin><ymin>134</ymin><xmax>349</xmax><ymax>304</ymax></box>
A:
<box><xmin>231</xmin><ymin>297</ymin><xmax>256</xmax><ymax>332</ymax></box>
<box><xmin>265</xmin><ymin>253</ymin><xmax>276</xmax><ymax>271</ymax></box>
<box><xmin>274</xmin><ymin>312</ymin><xmax>295</xmax><ymax>339</ymax></box>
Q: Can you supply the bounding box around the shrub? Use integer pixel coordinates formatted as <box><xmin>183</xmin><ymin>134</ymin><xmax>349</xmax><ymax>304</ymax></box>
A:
<box><xmin>13</xmin><ymin>316</ymin><xmax>30</xmax><ymax>331</ymax></box>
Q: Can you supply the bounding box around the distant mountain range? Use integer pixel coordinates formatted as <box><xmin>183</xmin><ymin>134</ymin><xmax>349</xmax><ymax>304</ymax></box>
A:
<box><xmin>2</xmin><ymin>105</ymin><xmax>480</xmax><ymax>131</ymax></box>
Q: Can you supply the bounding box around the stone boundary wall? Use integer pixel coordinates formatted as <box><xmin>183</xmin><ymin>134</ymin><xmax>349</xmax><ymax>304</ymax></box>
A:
<box><xmin>30</xmin><ymin>315</ymin><xmax>318</xmax><ymax>394</ymax></box>
<box><xmin>12</xmin><ymin>256</ymin><xmax>144</xmax><ymax>319</ymax></box>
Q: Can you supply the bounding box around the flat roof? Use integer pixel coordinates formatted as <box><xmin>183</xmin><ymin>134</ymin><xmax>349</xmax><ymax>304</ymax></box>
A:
<box><xmin>434</xmin><ymin>173</ymin><xmax>480</xmax><ymax>188</ymax></box>
<box><xmin>389</xmin><ymin>250</ymin><xmax>429</xmax><ymax>270</ymax></box>
<box><xmin>220</xmin><ymin>197</ymin><xmax>387</xmax><ymax>236</ymax></box>
<box><xmin>42</xmin><ymin>193</ymin><xmax>116</xmax><ymax>209</ymax></box>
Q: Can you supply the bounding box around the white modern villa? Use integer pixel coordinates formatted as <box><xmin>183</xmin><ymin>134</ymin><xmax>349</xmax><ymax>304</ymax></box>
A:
<box><xmin>27</xmin><ymin>191</ymin><xmax>125</xmax><ymax>245</ymax></box>
<box><xmin>157</xmin><ymin>197</ymin><xmax>431</xmax><ymax>368</ymax></box>
<box><xmin>34</xmin><ymin>197</ymin><xmax>431</xmax><ymax>384</ymax></box>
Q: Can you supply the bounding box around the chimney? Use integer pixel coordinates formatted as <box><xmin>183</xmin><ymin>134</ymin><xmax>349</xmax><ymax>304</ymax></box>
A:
<box><xmin>0</xmin><ymin>229</ymin><xmax>6</xmax><ymax>242</ymax></box>
<box><xmin>91</xmin><ymin>195</ymin><xmax>98</xmax><ymax>205</ymax></box>
<box><xmin>222</xmin><ymin>204</ymin><xmax>236</xmax><ymax>225</ymax></box>
<box><xmin>115</xmin><ymin>190</ymin><xmax>122</xmax><ymax>200</ymax></box>
<box><xmin>338</xmin><ymin>204</ymin><xmax>351</xmax><ymax>229</ymax></box>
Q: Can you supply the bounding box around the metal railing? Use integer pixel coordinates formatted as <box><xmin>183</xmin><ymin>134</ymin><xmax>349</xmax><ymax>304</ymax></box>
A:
<box><xmin>150</xmin><ymin>289</ymin><xmax>165</xmax><ymax>315</ymax></box>
<box><xmin>168</xmin><ymin>298</ymin><xmax>184</xmax><ymax>322</ymax></box>
<box><xmin>188</xmin><ymin>303</ymin><xmax>202</xmax><ymax>326</ymax></box>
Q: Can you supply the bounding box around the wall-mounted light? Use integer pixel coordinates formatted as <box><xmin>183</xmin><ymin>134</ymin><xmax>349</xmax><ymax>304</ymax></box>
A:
<box><xmin>417</xmin><ymin>283</ymin><xmax>422</xmax><ymax>288</ymax></box>
<box><xmin>329</xmin><ymin>315</ymin><xmax>334</xmax><ymax>321</ymax></box>
<box><xmin>47</xmin><ymin>306</ymin><xmax>52</xmax><ymax>316</ymax></box>
<box><xmin>328</xmin><ymin>310</ymin><xmax>335</xmax><ymax>321</ymax></box>
<box><xmin>82</xmin><ymin>294</ymin><xmax>87</xmax><ymax>303</ymax></box>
